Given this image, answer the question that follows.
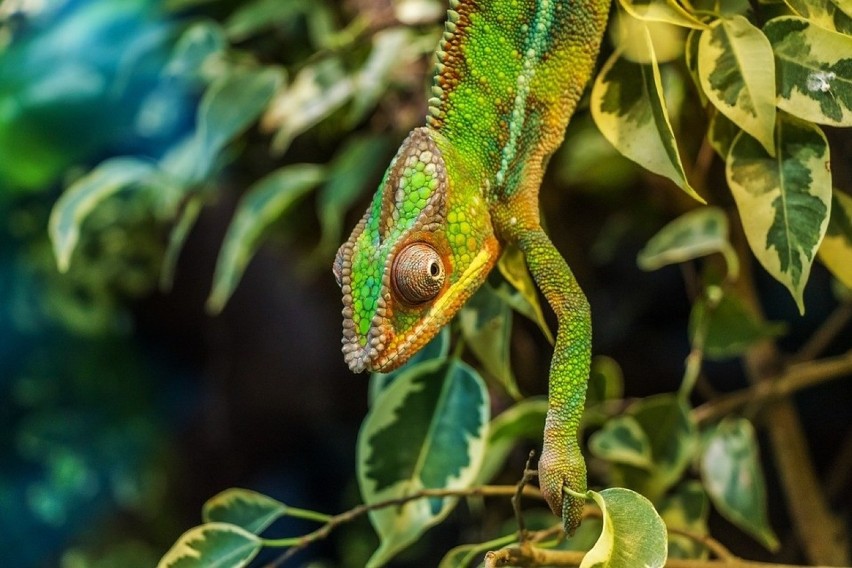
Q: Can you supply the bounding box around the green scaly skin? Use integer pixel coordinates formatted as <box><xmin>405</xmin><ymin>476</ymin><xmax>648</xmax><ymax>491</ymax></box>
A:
<box><xmin>335</xmin><ymin>0</ymin><xmax>609</xmax><ymax>533</ymax></box>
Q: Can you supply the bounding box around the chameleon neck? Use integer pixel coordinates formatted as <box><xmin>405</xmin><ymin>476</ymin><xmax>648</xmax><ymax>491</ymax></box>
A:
<box><xmin>427</xmin><ymin>0</ymin><xmax>610</xmax><ymax>199</ymax></box>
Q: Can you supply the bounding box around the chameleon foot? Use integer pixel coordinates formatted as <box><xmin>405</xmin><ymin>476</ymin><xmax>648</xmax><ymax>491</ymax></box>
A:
<box><xmin>538</xmin><ymin>439</ymin><xmax>586</xmax><ymax>534</ymax></box>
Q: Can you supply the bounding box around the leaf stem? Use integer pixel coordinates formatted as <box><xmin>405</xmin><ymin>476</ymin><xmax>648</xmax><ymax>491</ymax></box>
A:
<box><xmin>284</xmin><ymin>506</ymin><xmax>333</xmax><ymax>523</ymax></box>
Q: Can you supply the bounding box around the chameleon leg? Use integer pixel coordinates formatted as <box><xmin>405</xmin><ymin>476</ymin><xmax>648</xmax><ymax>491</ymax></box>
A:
<box><xmin>517</xmin><ymin>227</ymin><xmax>591</xmax><ymax>534</ymax></box>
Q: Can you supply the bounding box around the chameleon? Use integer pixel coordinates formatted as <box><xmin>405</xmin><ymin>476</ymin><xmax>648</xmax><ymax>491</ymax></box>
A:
<box><xmin>333</xmin><ymin>0</ymin><xmax>610</xmax><ymax>532</ymax></box>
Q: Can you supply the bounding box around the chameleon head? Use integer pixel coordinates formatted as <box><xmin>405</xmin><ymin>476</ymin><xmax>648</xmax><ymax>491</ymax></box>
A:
<box><xmin>334</xmin><ymin>127</ymin><xmax>499</xmax><ymax>373</ymax></box>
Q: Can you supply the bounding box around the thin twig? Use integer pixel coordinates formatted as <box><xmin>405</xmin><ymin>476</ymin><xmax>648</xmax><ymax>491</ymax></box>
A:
<box><xmin>667</xmin><ymin>526</ymin><xmax>735</xmax><ymax>561</ymax></box>
<box><xmin>513</xmin><ymin>451</ymin><xmax>538</xmax><ymax>541</ymax></box>
<box><xmin>264</xmin><ymin>484</ymin><xmax>543</xmax><ymax>567</ymax></box>
<box><xmin>792</xmin><ymin>302</ymin><xmax>852</xmax><ymax>363</ymax></box>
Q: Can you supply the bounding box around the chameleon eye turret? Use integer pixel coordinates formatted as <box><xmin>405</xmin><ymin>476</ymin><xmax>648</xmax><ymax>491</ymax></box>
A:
<box><xmin>392</xmin><ymin>243</ymin><xmax>445</xmax><ymax>304</ymax></box>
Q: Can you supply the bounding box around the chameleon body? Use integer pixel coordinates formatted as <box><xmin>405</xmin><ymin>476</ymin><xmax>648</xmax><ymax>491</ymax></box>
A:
<box><xmin>334</xmin><ymin>0</ymin><xmax>609</xmax><ymax>531</ymax></box>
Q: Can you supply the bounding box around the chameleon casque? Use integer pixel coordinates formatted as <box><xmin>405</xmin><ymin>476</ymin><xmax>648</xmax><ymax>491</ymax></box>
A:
<box><xmin>333</xmin><ymin>0</ymin><xmax>610</xmax><ymax>531</ymax></box>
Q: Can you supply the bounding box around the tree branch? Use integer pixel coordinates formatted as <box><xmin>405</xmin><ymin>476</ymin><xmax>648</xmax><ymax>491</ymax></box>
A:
<box><xmin>692</xmin><ymin>350</ymin><xmax>852</xmax><ymax>424</ymax></box>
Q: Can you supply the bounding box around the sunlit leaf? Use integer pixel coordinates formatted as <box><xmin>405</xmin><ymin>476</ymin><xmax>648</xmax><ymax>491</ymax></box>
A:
<box><xmin>195</xmin><ymin>67</ymin><xmax>285</xmax><ymax>178</ymax></box>
<box><xmin>460</xmin><ymin>284</ymin><xmax>519</xmax><ymax>399</ymax></box>
<box><xmin>207</xmin><ymin>164</ymin><xmax>325</xmax><ymax>312</ymax></box>
<box><xmin>618</xmin><ymin>0</ymin><xmax>707</xmax><ymax>29</ymax></box>
<box><xmin>267</xmin><ymin>58</ymin><xmax>354</xmax><ymax>155</ymax></box>
<box><xmin>612</xmin><ymin>12</ymin><xmax>686</xmax><ymax>64</ymax></box>
<box><xmin>818</xmin><ymin>190</ymin><xmax>852</xmax><ymax>288</ymax></box>
<box><xmin>698</xmin><ymin>16</ymin><xmax>776</xmax><ymax>155</ymax></box>
<box><xmin>765</xmin><ymin>16</ymin><xmax>852</xmax><ymax>126</ymax></box>
<box><xmin>580</xmin><ymin>488</ymin><xmax>668</xmax><ymax>568</ymax></box>
<box><xmin>358</xmin><ymin>359</ymin><xmax>489</xmax><ymax>567</ymax></box>
<box><xmin>368</xmin><ymin>327</ymin><xmax>450</xmax><ymax>405</ymax></box>
<box><xmin>591</xmin><ymin>27</ymin><xmax>703</xmax><ymax>202</ymax></box>
<box><xmin>701</xmin><ymin>418</ymin><xmax>779</xmax><ymax>551</ymax></box>
<box><xmin>317</xmin><ymin>135</ymin><xmax>393</xmax><ymax>258</ymax></box>
<box><xmin>475</xmin><ymin>398</ymin><xmax>547</xmax><ymax>485</ymax></box>
<box><xmin>638</xmin><ymin>206</ymin><xmax>738</xmax><ymax>278</ymax></box>
<box><xmin>784</xmin><ymin>0</ymin><xmax>852</xmax><ymax>34</ymax></box>
<box><xmin>726</xmin><ymin>114</ymin><xmax>831</xmax><ymax>313</ymax></box>
<box><xmin>164</xmin><ymin>20</ymin><xmax>226</xmax><ymax>81</ymax></box>
<box><xmin>589</xmin><ymin>415</ymin><xmax>654</xmax><ymax>469</ymax></box>
<box><xmin>349</xmin><ymin>28</ymin><xmax>422</xmax><ymax>125</ymax></box>
<box><xmin>658</xmin><ymin>482</ymin><xmax>709</xmax><ymax>559</ymax></box>
<box><xmin>495</xmin><ymin>245</ymin><xmax>554</xmax><ymax>344</ymax></box>
<box><xmin>49</xmin><ymin>157</ymin><xmax>161</xmax><ymax>273</ymax></box>
<box><xmin>157</xmin><ymin>523</ymin><xmax>261</xmax><ymax>568</ymax></box>
<box><xmin>202</xmin><ymin>488</ymin><xmax>287</xmax><ymax>534</ymax></box>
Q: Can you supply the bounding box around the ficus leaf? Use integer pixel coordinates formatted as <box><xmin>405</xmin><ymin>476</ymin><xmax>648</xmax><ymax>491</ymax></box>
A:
<box><xmin>202</xmin><ymin>488</ymin><xmax>287</xmax><ymax>534</ymax></box>
<box><xmin>818</xmin><ymin>189</ymin><xmax>852</xmax><ymax>288</ymax></box>
<box><xmin>207</xmin><ymin>164</ymin><xmax>326</xmax><ymax>313</ymax></box>
<box><xmin>358</xmin><ymin>359</ymin><xmax>489</xmax><ymax>567</ymax></box>
<box><xmin>726</xmin><ymin>114</ymin><xmax>831</xmax><ymax>313</ymax></box>
<box><xmin>591</xmin><ymin>26</ymin><xmax>703</xmax><ymax>202</ymax></box>
<box><xmin>698</xmin><ymin>16</ymin><xmax>776</xmax><ymax>155</ymax></box>
<box><xmin>157</xmin><ymin>523</ymin><xmax>261</xmax><ymax>568</ymax></box>
<box><xmin>580</xmin><ymin>487</ymin><xmax>668</xmax><ymax>568</ymax></box>
<box><xmin>701</xmin><ymin>418</ymin><xmax>779</xmax><ymax>551</ymax></box>
<box><xmin>765</xmin><ymin>16</ymin><xmax>852</xmax><ymax>126</ymax></box>
<box><xmin>49</xmin><ymin>157</ymin><xmax>162</xmax><ymax>273</ymax></box>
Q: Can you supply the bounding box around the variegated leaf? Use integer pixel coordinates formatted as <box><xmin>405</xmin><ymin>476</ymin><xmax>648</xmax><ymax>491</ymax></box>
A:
<box><xmin>157</xmin><ymin>523</ymin><xmax>261</xmax><ymax>568</ymax></box>
<box><xmin>707</xmin><ymin>109</ymin><xmax>740</xmax><ymax>159</ymax></box>
<box><xmin>784</xmin><ymin>0</ymin><xmax>852</xmax><ymax>34</ymax></box>
<box><xmin>818</xmin><ymin>189</ymin><xmax>852</xmax><ymax>288</ymax></box>
<box><xmin>618</xmin><ymin>0</ymin><xmax>707</xmax><ymax>29</ymax></box>
<box><xmin>765</xmin><ymin>16</ymin><xmax>852</xmax><ymax>126</ymax></box>
<box><xmin>592</xmin><ymin>26</ymin><xmax>703</xmax><ymax>202</ymax></box>
<box><xmin>358</xmin><ymin>359</ymin><xmax>489</xmax><ymax>567</ymax></box>
<box><xmin>699</xmin><ymin>16</ymin><xmax>776</xmax><ymax>155</ymax></box>
<box><xmin>726</xmin><ymin>114</ymin><xmax>831</xmax><ymax>313</ymax></box>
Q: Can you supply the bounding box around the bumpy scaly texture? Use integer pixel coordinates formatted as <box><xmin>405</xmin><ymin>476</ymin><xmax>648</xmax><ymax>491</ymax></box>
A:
<box><xmin>337</xmin><ymin>0</ymin><xmax>609</xmax><ymax>532</ymax></box>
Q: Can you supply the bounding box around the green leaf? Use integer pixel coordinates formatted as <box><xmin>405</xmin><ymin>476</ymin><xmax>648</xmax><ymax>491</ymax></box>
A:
<box><xmin>224</xmin><ymin>0</ymin><xmax>308</xmax><ymax>41</ymax></box>
<box><xmin>726</xmin><ymin>114</ymin><xmax>831</xmax><ymax>313</ymax></box>
<box><xmin>368</xmin><ymin>327</ymin><xmax>450</xmax><ymax>405</ymax></box>
<box><xmin>358</xmin><ymin>359</ymin><xmax>489</xmax><ymax>567</ymax></box>
<box><xmin>586</xmin><ymin>356</ymin><xmax>625</xmax><ymax>409</ymax></box>
<box><xmin>637</xmin><ymin>206</ymin><xmax>738</xmax><ymax>278</ymax></box>
<box><xmin>202</xmin><ymin>488</ymin><xmax>287</xmax><ymax>534</ymax></box>
<box><xmin>707</xmin><ymin>109</ymin><xmax>740</xmax><ymax>159</ymax></box>
<box><xmin>658</xmin><ymin>482</ymin><xmax>709</xmax><ymax>559</ymax></box>
<box><xmin>439</xmin><ymin>534</ymin><xmax>517</xmax><ymax>568</ymax></box>
<box><xmin>818</xmin><ymin>189</ymin><xmax>852</xmax><ymax>288</ymax></box>
<box><xmin>269</xmin><ymin>58</ymin><xmax>354</xmax><ymax>155</ymax></box>
<box><xmin>689</xmin><ymin>287</ymin><xmax>786</xmax><ymax>359</ymax></box>
<box><xmin>581</xmin><ymin>488</ymin><xmax>668</xmax><ymax>568</ymax></box>
<box><xmin>495</xmin><ymin>245</ymin><xmax>554</xmax><ymax>344</ymax></box>
<box><xmin>49</xmin><ymin>157</ymin><xmax>161</xmax><ymax>272</ymax></box>
<box><xmin>164</xmin><ymin>21</ymin><xmax>226</xmax><ymax>81</ymax></box>
<box><xmin>207</xmin><ymin>164</ymin><xmax>326</xmax><ymax>312</ymax></box>
<box><xmin>611</xmin><ymin>394</ymin><xmax>698</xmax><ymax>501</ymax></box>
<box><xmin>317</xmin><ymin>135</ymin><xmax>393</xmax><ymax>258</ymax></box>
<box><xmin>698</xmin><ymin>16</ymin><xmax>776</xmax><ymax>155</ymax></box>
<box><xmin>685</xmin><ymin>29</ymin><xmax>708</xmax><ymax>106</ymax></box>
<box><xmin>460</xmin><ymin>284</ymin><xmax>519</xmax><ymax>400</ymax></box>
<box><xmin>611</xmin><ymin>12</ymin><xmax>687</xmax><ymax>64</ymax></box>
<box><xmin>589</xmin><ymin>415</ymin><xmax>654</xmax><ymax>469</ymax></box>
<box><xmin>349</xmin><ymin>28</ymin><xmax>422</xmax><ymax>125</ymax></box>
<box><xmin>765</xmin><ymin>16</ymin><xmax>852</xmax><ymax>126</ymax></box>
<box><xmin>591</xmin><ymin>27</ymin><xmax>703</xmax><ymax>202</ymax></box>
<box><xmin>475</xmin><ymin>398</ymin><xmax>548</xmax><ymax>485</ymax></box>
<box><xmin>618</xmin><ymin>0</ymin><xmax>707</xmax><ymax>29</ymax></box>
<box><xmin>157</xmin><ymin>523</ymin><xmax>261</xmax><ymax>568</ymax></box>
<box><xmin>701</xmin><ymin>418</ymin><xmax>779</xmax><ymax>551</ymax></box>
<box><xmin>195</xmin><ymin>67</ymin><xmax>285</xmax><ymax>179</ymax></box>
<box><xmin>784</xmin><ymin>0</ymin><xmax>852</xmax><ymax>34</ymax></box>
<box><xmin>160</xmin><ymin>196</ymin><xmax>204</xmax><ymax>291</ymax></box>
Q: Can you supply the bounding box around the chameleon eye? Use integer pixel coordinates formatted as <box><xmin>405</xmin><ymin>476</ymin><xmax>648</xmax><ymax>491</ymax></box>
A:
<box><xmin>393</xmin><ymin>243</ymin><xmax>445</xmax><ymax>304</ymax></box>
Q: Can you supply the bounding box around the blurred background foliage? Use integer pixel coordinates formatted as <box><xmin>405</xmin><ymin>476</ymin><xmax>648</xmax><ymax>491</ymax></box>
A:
<box><xmin>0</xmin><ymin>0</ymin><xmax>849</xmax><ymax>566</ymax></box>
